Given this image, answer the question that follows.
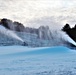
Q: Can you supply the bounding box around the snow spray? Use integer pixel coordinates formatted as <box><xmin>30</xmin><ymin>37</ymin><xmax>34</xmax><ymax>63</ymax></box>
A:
<box><xmin>0</xmin><ymin>25</ymin><xmax>24</xmax><ymax>42</ymax></box>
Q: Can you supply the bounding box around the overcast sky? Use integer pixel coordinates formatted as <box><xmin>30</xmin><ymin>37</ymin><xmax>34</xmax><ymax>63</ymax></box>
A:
<box><xmin>0</xmin><ymin>0</ymin><xmax>76</xmax><ymax>28</ymax></box>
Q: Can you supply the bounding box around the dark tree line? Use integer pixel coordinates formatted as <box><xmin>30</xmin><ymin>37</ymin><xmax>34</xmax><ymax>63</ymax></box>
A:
<box><xmin>62</xmin><ymin>23</ymin><xmax>76</xmax><ymax>42</ymax></box>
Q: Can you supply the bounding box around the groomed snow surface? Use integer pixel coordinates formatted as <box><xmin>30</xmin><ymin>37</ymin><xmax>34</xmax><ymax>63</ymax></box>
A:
<box><xmin>0</xmin><ymin>46</ymin><xmax>76</xmax><ymax>75</ymax></box>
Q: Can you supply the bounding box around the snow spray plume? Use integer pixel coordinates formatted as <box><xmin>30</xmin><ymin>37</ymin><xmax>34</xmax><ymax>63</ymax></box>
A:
<box><xmin>0</xmin><ymin>25</ymin><xmax>24</xmax><ymax>42</ymax></box>
<box><xmin>49</xmin><ymin>29</ymin><xmax>76</xmax><ymax>47</ymax></box>
<box><xmin>58</xmin><ymin>30</ymin><xmax>76</xmax><ymax>46</ymax></box>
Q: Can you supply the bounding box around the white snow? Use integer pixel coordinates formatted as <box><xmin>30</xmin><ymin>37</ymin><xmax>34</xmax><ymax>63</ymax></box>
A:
<box><xmin>0</xmin><ymin>46</ymin><xmax>76</xmax><ymax>75</ymax></box>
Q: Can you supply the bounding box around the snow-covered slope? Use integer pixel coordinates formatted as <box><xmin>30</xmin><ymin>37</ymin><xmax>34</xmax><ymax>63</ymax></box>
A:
<box><xmin>0</xmin><ymin>46</ymin><xmax>76</xmax><ymax>75</ymax></box>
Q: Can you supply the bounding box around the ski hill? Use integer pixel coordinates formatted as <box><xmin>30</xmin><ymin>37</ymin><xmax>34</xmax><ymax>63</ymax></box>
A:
<box><xmin>0</xmin><ymin>46</ymin><xmax>76</xmax><ymax>75</ymax></box>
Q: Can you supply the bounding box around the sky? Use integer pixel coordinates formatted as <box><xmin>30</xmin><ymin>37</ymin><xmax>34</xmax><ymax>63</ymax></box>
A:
<box><xmin>0</xmin><ymin>0</ymin><xmax>76</xmax><ymax>28</ymax></box>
